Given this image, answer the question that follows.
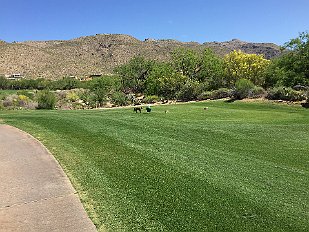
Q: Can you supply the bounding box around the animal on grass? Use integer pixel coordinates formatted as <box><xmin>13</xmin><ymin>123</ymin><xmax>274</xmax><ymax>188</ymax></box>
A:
<box><xmin>133</xmin><ymin>106</ymin><xmax>143</xmax><ymax>113</ymax></box>
<box><xmin>204</xmin><ymin>107</ymin><xmax>209</xmax><ymax>110</ymax></box>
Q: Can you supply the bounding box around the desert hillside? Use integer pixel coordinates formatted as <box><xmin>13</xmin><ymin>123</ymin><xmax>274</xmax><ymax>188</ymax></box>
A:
<box><xmin>0</xmin><ymin>34</ymin><xmax>282</xmax><ymax>79</ymax></box>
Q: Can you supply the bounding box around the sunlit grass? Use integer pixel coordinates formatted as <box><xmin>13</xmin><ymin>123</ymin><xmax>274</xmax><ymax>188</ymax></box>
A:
<box><xmin>1</xmin><ymin>100</ymin><xmax>308</xmax><ymax>231</ymax></box>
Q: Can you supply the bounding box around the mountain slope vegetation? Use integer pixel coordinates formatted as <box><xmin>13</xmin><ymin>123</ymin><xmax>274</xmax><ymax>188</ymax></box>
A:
<box><xmin>0</xmin><ymin>34</ymin><xmax>281</xmax><ymax>79</ymax></box>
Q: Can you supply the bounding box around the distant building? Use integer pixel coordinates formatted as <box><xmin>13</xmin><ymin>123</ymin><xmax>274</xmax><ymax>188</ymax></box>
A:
<box><xmin>7</xmin><ymin>73</ymin><xmax>24</xmax><ymax>80</ymax></box>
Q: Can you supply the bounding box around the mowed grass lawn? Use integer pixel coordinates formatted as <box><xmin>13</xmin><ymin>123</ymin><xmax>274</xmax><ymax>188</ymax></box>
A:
<box><xmin>1</xmin><ymin>101</ymin><xmax>308</xmax><ymax>231</ymax></box>
<box><xmin>0</xmin><ymin>89</ymin><xmax>18</xmax><ymax>99</ymax></box>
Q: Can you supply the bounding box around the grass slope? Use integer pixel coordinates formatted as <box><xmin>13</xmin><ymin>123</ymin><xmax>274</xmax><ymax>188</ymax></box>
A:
<box><xmin>1</xmin><ymin>101</ymin><xmax>308</xmax><ymax>231</ymax></box>
<box><xmin>0</xmin><ymin>90</ymin><xmax>18</xmax><ymax>99</ymax></box>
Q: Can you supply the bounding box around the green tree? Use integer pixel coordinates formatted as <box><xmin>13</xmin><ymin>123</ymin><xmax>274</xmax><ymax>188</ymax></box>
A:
<box><xmin>172</xmin><ymin>48</ymin><xmax>226</xmax><ymax>90</ymax></box>
<box><xmin>114</xmin><ymin>56</ymin><xmax>154</xmax><ymax>93</ymax></box>
<box><xmin>267</xmin><ymin>32</ymin><xmax>309</xmax><ymax>87</ymax></box>
<box><xmin>198</xmin><ymin>49</ymin><xmax>225</xmax><ymax>89</ymax></box>
<box><xmin>172</xmin><ymin>48</ymin><xmax>201</xmax><ymax>81</ymax></box>
<box><xmin>145</xmin><ymin>62</ymin><xmax>187</xmax><ymax>98</ymax></box>
<box><xmin>90</xmin><ymin>76</ymin><xmax>121</xmax><ymax>106</ymax></box>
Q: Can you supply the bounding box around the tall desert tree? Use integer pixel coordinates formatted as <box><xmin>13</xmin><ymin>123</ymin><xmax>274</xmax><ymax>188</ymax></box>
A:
<box><xmin>172</xmin><ymin>48</ymin><xmax>225</xmax><ymax>89</ymax></box>
<box><xmin>114</xmin><ymin>56</ymin><xmax>154</xmax><ymax>93</ymax></box>
<box><xmin>171</xmin><ymin>48</ymin><xmax>201</xmax><ymax>81</ymax></box>
<box><xmin>198</xmin><ymin>49</ymin><xmax>225</xmax><ymax>89</ymax></box>
<box><xmin>276</xmin><ymin>32</ymin><xmax>309</xmax><ymax>87</ymax></box>
<box><xmin>145</xmin><ymin>62</ymin><xmax>187</xmax><ymax>98</ymax></box>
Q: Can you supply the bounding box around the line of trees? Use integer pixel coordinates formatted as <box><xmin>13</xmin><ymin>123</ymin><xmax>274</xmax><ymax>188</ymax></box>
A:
<box><xmin>0</xmin><ymin>76</ymin><xmax>90</xmax><ymax>90</ymax></box>
<box><xmin>113</xmin><ymin>32</ymin><xmax>308</xmax><ymax>101</ymax></box>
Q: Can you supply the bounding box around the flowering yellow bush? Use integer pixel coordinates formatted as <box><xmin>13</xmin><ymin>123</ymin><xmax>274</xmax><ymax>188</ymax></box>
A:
<box><xmin>224</xmin><ymin>50</ymin><xmax>270</xmax><ymax>86</ymax></box>
<box><xmin>18</xmin><ymin>95</ymin><xmax>29</xmax><ymax>102</ymax></box>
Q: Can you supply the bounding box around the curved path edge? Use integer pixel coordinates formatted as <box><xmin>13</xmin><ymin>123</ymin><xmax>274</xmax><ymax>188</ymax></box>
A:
<box><xmin>0</xmin><ymin>124</ymin><xmax>97</xmax><ymax>232</ymax></box>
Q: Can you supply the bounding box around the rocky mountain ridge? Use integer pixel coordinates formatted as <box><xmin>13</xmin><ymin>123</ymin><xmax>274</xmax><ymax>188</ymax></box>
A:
<box><xmin>0</xmin><ymin>34</ymin><xmax>282</xmax><ymax>79</ymax></box>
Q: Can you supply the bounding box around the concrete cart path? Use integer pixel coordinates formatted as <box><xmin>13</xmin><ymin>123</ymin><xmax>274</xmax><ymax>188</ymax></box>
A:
<box><xmin>0</xmin><ymin>125</ymin><xmax>97</xmax><ymax>232</ymax></box>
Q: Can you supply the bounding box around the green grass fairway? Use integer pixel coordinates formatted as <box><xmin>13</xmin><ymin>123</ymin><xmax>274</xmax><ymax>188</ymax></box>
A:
<box><xmin>1</xmin><ymin>101</ymin><xmax>308</xmax><ymax>231</ymax></box>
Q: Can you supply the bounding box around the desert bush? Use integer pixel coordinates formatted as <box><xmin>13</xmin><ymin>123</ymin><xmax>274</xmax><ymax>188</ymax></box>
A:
<box><xmin>37</xmin><ymin>90</ymin><xmax>56</xmax><ymax>109</ymax></box>
<box><xmin>17</xmin><ymin>95</ymin><xmax>30</xmax><ymax>107</ymax></box>
<box><xmin>110</xmin><ymin>92</ymin><xmax>129</xmax><ymax>106</ymax></box>
<box><xmin>250</xmin><ymin>86</ymin><xmax>266</xmax><ymax>98</ymax></box>
<box><xmin>266</xmin><ymin>87</ymin><xmax>306</xmax><ymax>101</ymax></box>
<box><xmin>78</xmin><ymin>90</ymin><xmax>97</xmax><ymax>107</ymax></box>
<box><xmin>55</xmin><ymin>90</ymin><xmax>67</xmax><ymax>100</ymax></box>
<box><xmin>142</xmin><ymin>95</ymin><xmax>160</xmax><ymax>104</ymax></box>
<box><xmin>197</xmin><ymin>91</ymin><xmax>212</xmax><ymax>100</ymax></box>
<box><xmin>176</xmin><ymin>80</ymin><xmax>201</xmax><ymax>101</ymax></box>
<box><xmin>2</xmin><ymin>94</ymin><xmax>18</xmax><ymax>107</ymax></box>
<box><xmin>233</xmin><ymin>79</ymin><xmax>255</xmax><ymax>99</ymax></box>
<box><xmin>25</xmin><ymin>101</ymin><xmax>38</xmax><ymax>110</ymax></box>
<box><xmin>66</xmin><ymin>91</ymin><xmax>79</xmax><ymax>102</ymax></box>
<box><xmin>197</xmin><ymin>88</ymin><xmax>232</xmax><ymax>100</ymax></box>
<box><xmin>55</xmin><ymin>89</ymin><xmax>89</xmax><ymax>109</ymax></box>
<box><xmin>2</xmin><ymin>94</ymin><xmax>37</xmax><ymax>109</ymax></box>
<box><xmin>211</xmin><ymin>88</ymin><xmax>232</xmax><ymax>99</ymax></box>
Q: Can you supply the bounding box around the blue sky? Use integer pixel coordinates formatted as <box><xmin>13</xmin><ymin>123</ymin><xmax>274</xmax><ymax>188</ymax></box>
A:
<box><xmin>1</xmin><ymin>0</ymin><xmax>308</xmax><ymax>45</ymax></box>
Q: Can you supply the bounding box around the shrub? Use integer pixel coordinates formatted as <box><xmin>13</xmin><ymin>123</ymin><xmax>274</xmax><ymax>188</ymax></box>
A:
<box><xmin>197</xmin><ymin>88</ymin><xmax>232</xmax><ymax>100</ymax></box>
<box><xmin>142</xmin><ymin>95</ymin><xmax>160</xmax><ymax>104</ymax></box>
<box><xmin>3</xmin><ymin>94</ymin><xmax>18</xmax><ymax>107</ymax></box>
<box><xmin>17</xmin><ymin>95</ymin><xmax>30</xmax><ymax>107</ymax></box>
<box><xmin>250</xmin><ymin>86</ymin><xmax>266</xmax><ymax>98</ymax></box>
<box><xmin>2</xmin><ymin>94</ymin><xmax>37</xmax><ymax>109</ymax></box>
<box><xmin>211</xmin><ymin>88</ymin><xmax>232</xmax><ymax>99</ymax></box>
<box><xmin>110</xmin><ymin>92</ymin><xmax>129</xmax><ymax>106</ymax></box>
<box><xmin>66</xmin><ymin>91</ymin><xmax>79</xmax><ymax>102</ymax></box>
<box><xmin>233</xmin><ymin>79</ymin><xmax>255</xmax><ymax>99</ymax></box>
<box><xmin>197</xmin><ymin>91</ymin><xmax>212</xmax><ymax>100</ymax></box>
<box><xmin>176</xmin><ymin>80</ymin><xmax>201</xmax><ymax>101</ymax></box>
<box><xmin>266</xmin><ymin>87</ymin><xmax>306</xmax><ymax>101</ymax></box>
<box><xmin>37</xmin><ymin>90</ymin><xmax>56</xmax><ymax>109</ymax></box>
